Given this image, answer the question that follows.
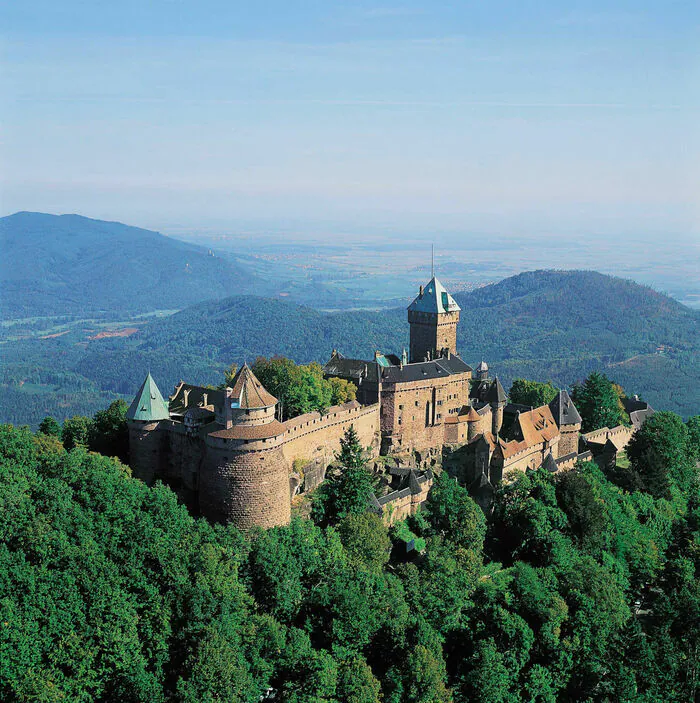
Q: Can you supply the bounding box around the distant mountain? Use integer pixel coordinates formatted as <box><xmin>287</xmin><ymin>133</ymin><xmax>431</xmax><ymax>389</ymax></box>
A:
<box><xmin>451</xmin><ymin>270</ymin><xmax>699</xmax><ymax>415</ymax></box>
<box><xmin>0</xmin><ymin>212</ymin><xmax>256</xmax><ymax>318</ymax></box>
<box><xmin>1</xmin><ymin>269</ymin><xmax>698</xmax><ymax>426</ymax></box>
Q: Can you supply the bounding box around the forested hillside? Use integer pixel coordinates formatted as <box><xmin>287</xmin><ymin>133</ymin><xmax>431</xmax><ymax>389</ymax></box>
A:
<box><xmin>0</xmin><ymin>212</ymin><xmax>256</xmax><ymax>317</ymax></box>
<box><xmin>0</xmin><ymin>411</ymin><xmax>698</xmax><ymax>701</ymax></box>
<box><xmin>1</xmin><ymin>270</ymin><xmax>698</xmax><ymax>426</ymax></box>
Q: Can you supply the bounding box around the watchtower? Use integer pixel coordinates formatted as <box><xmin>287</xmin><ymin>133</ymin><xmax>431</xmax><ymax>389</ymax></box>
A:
<box><xmin>202</xmin><ymin>363</ymin><xmax>290</xmax><ymax>529</ymax></box>
<box><xmin>407</xmin><ymin>277</ymin><xmax>461</xmax><ymax>363</ymax></box>
<box><xmin>126</xmin><ymin>372</ymin><xmax>170</xmax><ymax>484</ymax></box>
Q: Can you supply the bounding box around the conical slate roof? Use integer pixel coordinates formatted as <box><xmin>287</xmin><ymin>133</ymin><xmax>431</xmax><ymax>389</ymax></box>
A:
<box><xmin>548</xmin><ymin>390</ymin><xmax>582</xmax><ymax>427</ymax></box>
<box><xmin>486</xmin><ymin>376</ymin><xmax>507</xmax><ymax>403</ymax></box>
<box><xmin>542</xmin><ymin>452</ymin><xmax>559</xmax><ymax>473</ymax></box>
<box><xmin>229</xmin><ymin>363</ymin><xmax>278</xmax><ymax>409</ymax></box>
<box><xmin>126</xmin><ymin>373</ymin><xmax>170</xmax><ymax>421</ymax></box>
<box><xmin>466</xmin><ymin>406</ymin><xmax>481</xmax><ymax>422</ymax></box>
<box><xmin>408</xmin><ymin>277</ymin><xmax>461</xmax><ymax>314</ymax></box>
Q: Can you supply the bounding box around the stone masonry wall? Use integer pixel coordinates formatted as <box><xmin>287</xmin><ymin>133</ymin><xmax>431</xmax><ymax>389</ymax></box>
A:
<box><xmin>163</xmin><ymin>424</ymin><xmax>207</xmax><ymax>492</ymax></box>
<box><xmin>200</xmin><ymin>443</ymin><xmax>291</xmax><ymax>529</ymax></box>
<box><xmin>128</xmin><ymin>421</ymin><xmax>164</xmax><ymax>485</ymax></box>
<box><xmin>282</xmin><ymin>403</ymin><xmax>380</xmax><ymax>470</ymax></box>
<box><xmin>408</xmin><ymin>310</ymin><xmax>459</xmax><ymax>362</ymax></box>
<box><xmin>381</xmin><ymin>373</ymin><xmax>471</xmax><ymax>454</ymax></box>
<box><xmin>559</xmin><ymin>424</ymin><xmax>581</xmax><ymax>456</ymax></box>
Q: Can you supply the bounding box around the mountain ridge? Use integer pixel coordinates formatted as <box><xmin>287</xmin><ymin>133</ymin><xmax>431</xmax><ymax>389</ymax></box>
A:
<box><xmin>2</xmin><ymin>269</ymin><xmax>693</xmax><ymax>426</ymax></box>
<box><xmin>0</xmin><ymin>211</ymin><xmax>257</xmax><ymax>317</ymax></box>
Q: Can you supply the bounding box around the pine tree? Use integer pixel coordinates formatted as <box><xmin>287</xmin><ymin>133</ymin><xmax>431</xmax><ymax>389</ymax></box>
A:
<box><xmin>311</xmin><ymin>425</ymin><xmax>374</xmax><ymax>525</ymax></box>
<box><xmin>571</xmin><ymin>372</ymin><xmax>626</xmax><ymax>433</ymax></box>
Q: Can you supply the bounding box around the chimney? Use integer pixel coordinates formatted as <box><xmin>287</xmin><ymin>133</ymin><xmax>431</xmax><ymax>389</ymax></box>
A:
<box><xmin>419</xmin><ymin>285</ymin><xmax>424</xmax><ymax>297</ymax></box>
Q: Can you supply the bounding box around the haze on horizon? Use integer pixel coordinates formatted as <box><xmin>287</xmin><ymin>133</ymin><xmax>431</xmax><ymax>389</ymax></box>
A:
<box><xmin>1</xmin><ymin>0</ymin><xmax>698</xmax><ymax>246</ymax></box>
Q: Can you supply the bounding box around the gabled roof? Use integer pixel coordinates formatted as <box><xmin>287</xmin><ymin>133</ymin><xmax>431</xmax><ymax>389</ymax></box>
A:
<box><xmin>548</xmin><ymin>390</ymin><xmax>582</xmax><ymax>427</ymax></box>
<box><xmin>323</xmin><ymin>353</ymin><xmax>379</xmax><ymax>382</ymax></box>
<box><xmin>228</xmin><ymin>363</ymin><xmax>277</xmax><ymax>409</ymax></box>
<box><xmin>517</xmin><ymin>405</ymin><xmax>559</xmax><ymax>448</ymax></box>
<box><xmin>486</xmin><ymin>377</ymin><xmax>507</xmax><ymax>404</ymax></box>
<box><xmin>378</xmin><ymin>354</ymin><xmax>471</xmax><ymax>383</ymax></box>
<box><xmin>170</xmin><ymin>383</ymin><xmax>224</xmax><ymax>415</ymax></box>
<box><xmin>408</xmin><ymin>277</ymin><xmax>461</xmax><ymax>314</ymax></box>
<box><xmin>127</xmin><ymin>373</ymin><xmax>170</xmax><ymax>422</ymax></box>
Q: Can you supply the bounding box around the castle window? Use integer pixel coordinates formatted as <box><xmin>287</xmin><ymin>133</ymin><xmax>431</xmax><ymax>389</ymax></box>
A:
<box><xmin>398</xmin><ymin>418</ymin><xmax>402</xmax><ymax>425</ymax></box>
<box><xmin>399</xmin><ymin>404</ymin><xmax>403</xmax><ymax>409</ymax></box>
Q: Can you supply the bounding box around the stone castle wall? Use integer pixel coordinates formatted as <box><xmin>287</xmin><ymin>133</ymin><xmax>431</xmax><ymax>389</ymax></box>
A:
<box><xmin>128</xmin><ymin>420</ymin><xmax>165</xmax><ymax>485</ymax></box>
<box><xmin>381</xmin><ymin>373</ymin><xmax>471</xmax><ymax>455</ymax></box>
<box><xmin>282</xmin><ymin>402</ymin><xmax>380</xmax><ymax>468</ymax></box>
<box><xmin>582</xmin><ymin>425</ymin><xmax>633</xmax><ymax>447</ymax></box>
<box><xmin>408</xmin><ymin>310</ymin><xmax>459</xmax><ymax>362</ymax></box>
<box><xmin>559</xmin><ymin>424</ymin><xmax>581</xmax><ymax>456</ymax></box>
<box><xmin>501</xmin><ymin>436</ymin><xmax>561</xmax><ymax>480</ymax></box>
<box><xmin>200</xmin><ymin>441</ymin><xmax>291</xmax><ymax>529</ymax></box>
<box><xmin>378</xmin><ymin>480</ymin><xmax>432</xmax><ymax>526</ymax></box>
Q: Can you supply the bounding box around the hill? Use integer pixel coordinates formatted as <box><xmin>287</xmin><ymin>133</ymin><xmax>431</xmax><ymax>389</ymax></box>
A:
<box><xmin>1</xmin><ymin>270</ymin><xmax>698</xmax><ymax>425</ymax></box>
<box><xmin>0</xmin><ymin>212</ymin><xmax>256</xmax><ymax>318</ymax></box>
<box><xmin>451</xmin><ymin>270</ymin><xmax>700</xmax><ymax>413</ymax></box>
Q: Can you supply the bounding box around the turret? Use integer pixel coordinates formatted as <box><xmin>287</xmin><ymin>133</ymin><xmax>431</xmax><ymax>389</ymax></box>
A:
<box><xmin>126</xmin><ymin>372</ymin><xmax>170</xmax><ymax>484</ymax></box>
<box><xmin>548</xmin><ymin>389</ymin><xmax>582</xmax><ymax>456</ymax></box>
<box><xmin>487</xmin><ymin>377</ymin><xmax>507</xmax><ymax>436</ymax></box>
<box><xmin>466</xmin><ymin>406</ymin><xmax>481</xmax><ymax>442</ymax></box>
<box><xmin>476</xmin><ymin>360</ymin><xmax>489</xmax><ymax>381</ymax></box>
<box><xmin>407</xmin><ymin>277</ymin><xmax>461</xmax><ymax>363</ymax></box>
<box><xmin>202</xmin><ymin>363</ymin><xmax>290</xmax><ymax>530</ymax></box>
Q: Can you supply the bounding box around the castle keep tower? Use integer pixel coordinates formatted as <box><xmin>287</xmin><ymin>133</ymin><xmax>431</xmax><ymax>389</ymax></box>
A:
<box><xmin>407</xmin><ymin>277</ymin><xmax>461</xmax><ymax>363</ymax></box>
<box><xmin>549</xmin><ymin>390</ymin><xmax>582</xmax><ymax>456</ymax></box>
<box><xmin>126</xmin><ymin>372</ymin><xmax>171</xmax><ymax>484</ymax></box>
<box><xmin>201</xmin><ymin>364</ymin><xmax>291</xmax><ymax>529</ymax></box>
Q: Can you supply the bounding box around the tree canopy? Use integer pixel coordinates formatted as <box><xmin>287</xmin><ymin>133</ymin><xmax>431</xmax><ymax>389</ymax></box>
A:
<box><xmin>571</xmin><ymin>372</ymin><xmax>627</xmax><ymax>432</ymax></box>
<box><xmin>1</xmin><ymin>397</ymin><xmax>699</xmax><ymax>702</ymax></box>
<box><xmin>508</xmin><ymin>378</ymin><xmax>558</xmax><ymax>408</ymax></box>
<box><xmin>252</xmin><ymin>356</ymin><xmax>356</xmax><ymax>420</ymax></box>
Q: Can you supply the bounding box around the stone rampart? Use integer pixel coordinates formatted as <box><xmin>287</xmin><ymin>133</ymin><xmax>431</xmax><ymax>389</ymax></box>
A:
<box><xmin>128</xmin><ymin>420</ymin><xmax>164</xmax><ymax>485</ymax></box>
<box><xmin>282</xmin><ymin>401</ymin><xmax>380</xmax><ymax>469</ymax></box>
<box><xmin>200</xmin><ymin>442</ymin><xmax>291</xmax><ymax>529</ymax></box>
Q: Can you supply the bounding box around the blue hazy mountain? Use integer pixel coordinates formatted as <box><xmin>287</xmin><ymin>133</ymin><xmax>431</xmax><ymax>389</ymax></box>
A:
<box><xmin>0</xmin><ymin>212</ymin><xmax>257</xmax><ymax>317</ymax></box>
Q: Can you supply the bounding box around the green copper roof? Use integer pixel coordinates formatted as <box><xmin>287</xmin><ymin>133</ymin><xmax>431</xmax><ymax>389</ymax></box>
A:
<box><xmin>408</xmin><ymin>277</ymin><xmax>461</xmax><ymax>314</ymax></box>
<box><xmin>127</xmin><ymin>373</ymin><xmax>170</xmax><ymax>421</ymax></box>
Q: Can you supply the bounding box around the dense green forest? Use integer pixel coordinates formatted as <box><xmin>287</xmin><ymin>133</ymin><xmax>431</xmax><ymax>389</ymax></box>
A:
<box><xmin>1</xmin><ymin>408</ymin><xmax>698</xmax><ymax>701</ymax></box>
<box><xmin>0</xmin><ymin>212</ymin><xmax>256</xmax><ymax>318</ymax></box>
<box><xmin>2</xmin><ymin>270</ymin><xmax>698</xmax><ymax>426</ymax></box>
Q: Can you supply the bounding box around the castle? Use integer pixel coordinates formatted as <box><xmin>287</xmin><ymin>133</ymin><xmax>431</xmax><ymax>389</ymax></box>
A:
<box><xmin>127</xmin><ymin>274</ymin><xmax>649</xmax><ymax>530</ymax></box>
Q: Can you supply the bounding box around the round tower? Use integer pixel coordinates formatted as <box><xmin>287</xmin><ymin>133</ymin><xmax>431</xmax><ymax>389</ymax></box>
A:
<box><xmin>466</xmin><ymin>406</ymin><xmax>481</xmax><ymax>442</ymax></box>
<box><xmin>201</xmin><ymin>364</ymin><xmax>291</xmax><ymax>530</ymax></box>
<box><xmin>487</xmin><ymin>377</ymin><xmax>507</xmax><ymax>437</ymax></box>
<box><xmin>126</xmin><ymin>372</ymin><xmax>171</xmax><ymax>484</ymax></box>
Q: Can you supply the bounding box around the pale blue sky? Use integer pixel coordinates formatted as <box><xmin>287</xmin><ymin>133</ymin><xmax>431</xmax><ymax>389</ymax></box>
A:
<box><xmin>1</xmin><ymin>1</ymin><xmax>698</xmax><ymax>239</ymax></box>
